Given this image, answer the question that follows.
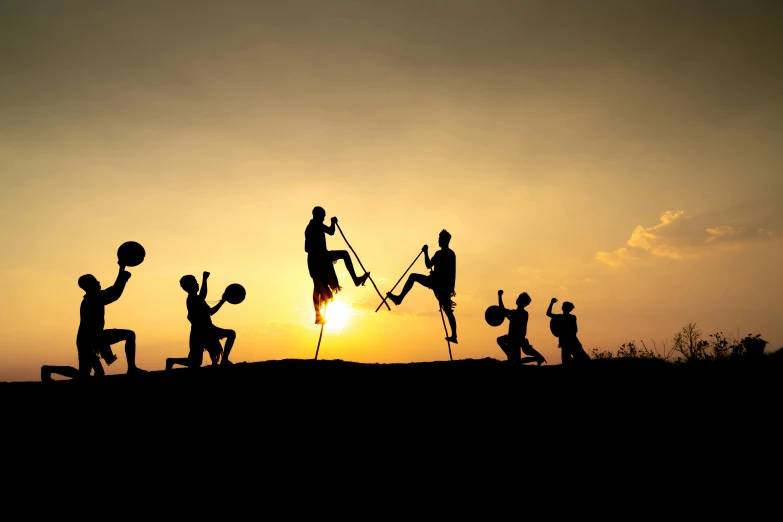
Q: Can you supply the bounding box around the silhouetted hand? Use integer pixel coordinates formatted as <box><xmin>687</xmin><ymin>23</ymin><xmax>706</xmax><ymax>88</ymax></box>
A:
<box><xmin>551</xmin><ymin>297</ymin><xmax>557</xmax><ymax>303</ymax></box>
<box><xmin>498</xmin><ymin>290</ymin><xmax>503</xmax><ymax>296</ymax></box>
<box><xmin>203</xmin><ymin>271</ymin><xmax>210</xmax><ymax>279</ymax></box>
<box><xmin>121</xmin><ymin>269</ymin><xmax>131</xmax><ymax>279</ymax></box>
<box><xmin>331</xmin><ymin>217</ymin><xmax>338</xmax><ymax>225</ymax></box>
<box><xmin>422</xmin><ymin>245</ymin><xmax>428</xmax><ymax>253</ymax></box>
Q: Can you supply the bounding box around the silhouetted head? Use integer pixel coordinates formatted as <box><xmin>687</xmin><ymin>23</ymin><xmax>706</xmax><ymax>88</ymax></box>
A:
<box><xmin>180</xmin><ymin>275</ymin><xmax>198</xmax><ymax>294</ymax></box>
<box><xmin>78</xmin><ymin>274</ymin><xmax>100</xmax><ymax>293</ymax></box>
<box><xmin>312</xmin><ymin>206</ymin><xmax>326</xmax><ymax>222</ymax></box>
<box><xmin>562</xmin><ymin>301</ymin><xmax>575</xmax><ymax>314</ymax></box>
<box><xmin>438</xmin><ymin>229</ymin><xmax>452</xmax><ymax>247</ymax></box>
<box><xmin>516</xmin><ymin>292</ymin><xmax>531</xmax><ymax>308</ymax></box>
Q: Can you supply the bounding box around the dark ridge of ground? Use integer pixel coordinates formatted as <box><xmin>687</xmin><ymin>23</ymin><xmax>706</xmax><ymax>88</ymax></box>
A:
<box><xmin>4</xmin><ymin>357</ymin><xmax>780</xmax><ymax>483</ymax></box>
<box><xmin>6</xmin><ymin>356</ymin><xmax>781</xmax><ymax>419</ymax></box>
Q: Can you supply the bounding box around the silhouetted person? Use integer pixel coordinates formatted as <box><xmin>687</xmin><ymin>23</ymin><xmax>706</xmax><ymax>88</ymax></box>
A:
<box><xmin>546</xmin><ymin>297</ymin><xmax>590</xmax><ymax>365</ymax></box>
<box><xmin>496</xmin><ymin>290</ymin><xmax>546</xmax><ymax>365</ymax></box>
<box><xmin>166</xmin><ymin>272</ymin><xmax>236</xmax><ymax>370</ymax></box>
<box><xmin>41</xmin><ymin>263</ymin><xmax>144</xmax><ymax>381</ymax></box>
<box><xmin>387</xmin><ymin>230</ymin><xmax>458</xmax><ymax>344</ymax></box>
<box><xmin>305</xmin><ymin>206</ymin><xmax>370</xmax><ymax>324</ymax></box>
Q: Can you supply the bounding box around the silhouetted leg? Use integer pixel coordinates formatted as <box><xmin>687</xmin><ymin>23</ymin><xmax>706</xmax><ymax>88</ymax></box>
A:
<box><xmin>313</xmin><ymin>290</ymin><xmax>326</xmax><ymax>324</ymax></box>
<box><xmin>572</xmin><ymin>340</ymin><xmax>590</xmax><ymax>363</ymax></box>
<box><xmin>204</xmin><ymin>337</ymin><xmax>223</xmax><ymax>365</ymax></box>
<box><xmin>387</xmin><ymin>273</ymin><xmax>429</xmax><ymax>305</ymax></box>
<box><xmin>521</xmin><ymin>342</ymin><xmax>546</xmax><ymax>366</ymax></box>
<box><xmin>41</xmin><ymin>365</ymin><xmax>80</xmax><ymax>381</ymax></box>
<box><xmin>330</xmin><ymin>250</ymin><xmax>369</xmax><ymax>286</ymax></box>
<box><xmin>103</xmin><ymin>329</ymin><xmax>144</xmax><ymax>374</ymax></box>
<box><xmin>166</xmin><ymin>357</ymin><xmax>192</xmax><ymax>370</ymax></box>
<box><xmin>213</xmin><ymin>327</ymin><xmax>236</xmax><ymax>365</ymax></box>
<box><xmin>42</xmin><ymin>351</ymin><xmax>101</xmax><ymax>381</ymax></box>
<box><xmin>443</xmin><ymin>307</ymin><xmax>457</xmax><ymax>344</ymax></box>
<box><xmin>497</xmin><ymin>336</ymin><xmax>515</xmax><ymax>361</ymax></box>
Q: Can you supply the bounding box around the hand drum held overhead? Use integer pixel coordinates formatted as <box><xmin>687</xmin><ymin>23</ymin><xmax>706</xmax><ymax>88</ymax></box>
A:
<box><xmin>484</xmin><ymin>305</ymin><xmax>505</xmax><ymax>327</ymax></box>
<box><xmin>224</xmin><ymin>283</ymin><xmax>246</xmax><ymax>305</ymax></box>
<box><xmin>117</xmin><ymin>241</ymin><xmax>146</xmax><ymax>267</ymax></box>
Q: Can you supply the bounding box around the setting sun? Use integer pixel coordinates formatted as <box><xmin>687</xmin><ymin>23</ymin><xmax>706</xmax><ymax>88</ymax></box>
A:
<box><xmin>324</xmin><ymin>302</ymin><xmax>353</xmax><ymax>332</ymax></box>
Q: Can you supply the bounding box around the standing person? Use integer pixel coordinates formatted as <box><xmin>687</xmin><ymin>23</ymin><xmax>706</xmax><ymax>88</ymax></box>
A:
<box><xmin>305</xmin><ymin>206</ymin><xmax>369</xmax><ymax>324</ymax></box>
<box><xmin>546</xmin><ymin>297</ymin><xmax>590</xmax><ymax>365</ymax></box>
<box><xmin>166</xmin><ymin>271</ymin><xmax>236</xmax><ymax>370</ymax></box>
<box><xmin>41</xmin><ymin>263</ymin><xmax>145</xmax><ymax>381</ymax></box>
<box><xmin>387</xmin><ymin>229</ymin><xmax>458</xmax><ymax>344</ymax></box>
<box><xmin>496</xmin><ymin>290</ymin><xmax>546</xmax><ymax>365</ymax></box>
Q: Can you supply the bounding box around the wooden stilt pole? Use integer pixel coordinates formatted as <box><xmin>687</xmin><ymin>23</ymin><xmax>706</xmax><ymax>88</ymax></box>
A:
<box><xmin>314</xmin><ymin>323</ymin><xmax>324</xmax><ymax>360</ymax></box>
<box><xmin>336</xmin><ymin>223</ymin><xmax>390</xmax><ymax>311</ymax></box>
<box><xmin>376</xmin><ymin>250</ymin><xmax>423</xmax><ymax>312</ymax></box>
<box><xmin>439</xmin><ymin>304</ymin><xmax>453</xmax><ymax>361</ymax></box>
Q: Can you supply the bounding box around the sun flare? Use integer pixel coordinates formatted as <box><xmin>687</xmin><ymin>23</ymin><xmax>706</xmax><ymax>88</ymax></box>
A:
<box><xmin>324</xmin><ymin>302</ymin><xmax>353</xmax><ymax>331</ymax></box>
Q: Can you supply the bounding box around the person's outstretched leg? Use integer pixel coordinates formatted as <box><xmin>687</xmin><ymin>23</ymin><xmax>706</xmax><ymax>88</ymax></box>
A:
<box><xmin>41</xmin><ymin>365</ymin><xmax>80</xmax><ymax>381</ymax></box>
<box><xmin>42</xmin><ymin>351</ymin><xmax>101</xmax><ymax>381</ymax></box>
<box><xmin>166</xmin><ymin>357</ymin><xmax>192</xmax><ymax>370</ymax></box>
<box><xmin>521</xmin><ymin>342</ymin><xmax>546</xmax><ymax>366</ymax></box>
<box><xmin>331</xmin><ymin>251</ymin><xmax>369</xmax><ymax>286</ymax></box>
<box><xmin>387</xmin><ymin>273</ymin><xmax>429</xmax><ymax>306</ymax></box>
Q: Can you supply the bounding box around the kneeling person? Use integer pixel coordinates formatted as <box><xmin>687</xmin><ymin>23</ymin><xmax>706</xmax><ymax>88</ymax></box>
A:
<box><xmin>496</xmin><ymin>290</ymin><xmax>546</xmax><ymax>365</ymax></box>
<box><xmin>166</xmin><ymin>271</ymin><xmax>236</xmax><ymax>370</ymax></box>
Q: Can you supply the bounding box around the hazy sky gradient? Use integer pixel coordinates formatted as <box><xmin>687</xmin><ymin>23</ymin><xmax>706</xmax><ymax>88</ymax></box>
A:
<box><xmin>2</xmin><ymin>0</ymin><xmax>781</xmax><ymax>381</ymax></box>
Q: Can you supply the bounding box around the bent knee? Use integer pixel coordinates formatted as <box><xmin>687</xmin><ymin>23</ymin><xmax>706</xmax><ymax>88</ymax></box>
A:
<box><xmin>227</xmin><ymin>330</ymin><xmax>236</xmax><ymax>339</ymax></box>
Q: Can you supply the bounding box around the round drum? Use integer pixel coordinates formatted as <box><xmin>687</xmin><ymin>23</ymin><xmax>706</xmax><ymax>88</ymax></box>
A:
<box><xmin>484</xmin><ymin>305</ymin><xmax>505</xmax><ymax>327</ymax></box>
<box><xmin>224</xmin><ymin>283</ymin><xmax>246</xmax><ymax>305</ymax></box>
<box><xmin>117</xmin><ymin>241</ymin><xmax>146</xmax><ymax>267</ymax></box>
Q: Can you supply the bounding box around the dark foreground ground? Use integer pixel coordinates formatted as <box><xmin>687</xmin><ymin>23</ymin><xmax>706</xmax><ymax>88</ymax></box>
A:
<box><xmin>4</xmin><ymin>356</ymin><xmax>781</xmax><ymax>499</ymax></box>
<box><xmin>6</xmin><ymin>356</ymin><xmax>781</xmax><ymax>429</ymax></box>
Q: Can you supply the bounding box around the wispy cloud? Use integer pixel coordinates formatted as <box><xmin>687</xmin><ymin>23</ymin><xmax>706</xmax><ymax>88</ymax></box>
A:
<box><xmin>597</xmin><ymin>210</ymin><xmax>780</xmax><ymax>267</ymax></box>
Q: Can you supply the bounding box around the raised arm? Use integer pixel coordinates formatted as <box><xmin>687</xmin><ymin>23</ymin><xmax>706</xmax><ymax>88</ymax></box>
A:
<box><xmin>423</xmin><ymin>245</ymin><xmax>432</xmax><ymax>269</ymax></box>
<box><xmin>199</xmin><ymin>271</ymin><xmax>210</xmax><ymax>298</ymax></box>
<box><xmin>498</xmin><ymin>289</ymin><xmax>513</xmax><ymax>319</ymax></box>
<box><xmin>546</xmin><ymin>297</ymin><xmax>557</xmax><ymax>318</ymax></box>
<box><xmin>325</xmin><ymin>217</ymin><xmax>337</xmax><ymax>236</ymax></box>
<box><xmin>101</xmin><ymin>264</ymin><xmax>131</xmax><ymax>305</ymax></box>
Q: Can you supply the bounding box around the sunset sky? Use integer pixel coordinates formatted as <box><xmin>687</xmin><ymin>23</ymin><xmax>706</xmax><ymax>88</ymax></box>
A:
<box><xmin>1</xmin><ymin>0</ymin><xmax>781</xmax><ymax>381</ymax></box>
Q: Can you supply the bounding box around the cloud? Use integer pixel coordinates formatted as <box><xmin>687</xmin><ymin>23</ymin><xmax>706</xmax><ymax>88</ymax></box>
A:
<box><xmin>597</xmin><ymin>210</ymin><xmax>780</xmax><ymax>267</ymax></box>
<box><xmin>705</xmin><ymin>225</ymin><xmax>778</xmax><ymax>245</ymax></box>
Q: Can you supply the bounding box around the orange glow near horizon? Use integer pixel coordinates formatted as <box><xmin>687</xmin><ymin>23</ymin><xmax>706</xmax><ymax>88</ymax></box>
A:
<box><xmin>1</xmin><ymin>2</ymin><xmax>782</xmax><ymax>382</ymax></box>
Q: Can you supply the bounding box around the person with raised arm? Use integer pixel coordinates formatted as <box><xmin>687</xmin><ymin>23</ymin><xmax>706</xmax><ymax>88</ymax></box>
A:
<box><xmin>386</xmin><ymin>229</ymin><xmax>458</xmax><ymax>344</ymax></box>
<box><xmin>496</xmin><ymin>290</ymin><xmax>546</xmax><ymax>365</ymax></box>
<box><xmin>546</xmin><ymin>297</ymin><xmax>590</xmax><ymax>365</ymax></box>
<box><xmin>305</xmin><ymin>206</ymin><xmax>369</xmax><ymax>325</ymax></box>
<box><xmin>41</xmin><ymin>262</ymin><xmax>145</xmax><ymax>381</ymax></box>
<box><xmin>167</xmin><ymin>271</ymin><xmax>237</xmax><ymax>369</ymax></box>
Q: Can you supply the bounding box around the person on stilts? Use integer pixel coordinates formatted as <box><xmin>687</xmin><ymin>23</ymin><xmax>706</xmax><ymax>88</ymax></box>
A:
<box><xmin>387</xmin><ymin>229</ymin><xmax>458</xmax><ymax>344</ymax></box>
<box><xmin>305</xmin><ymin>206</ymin><xmax>370</xmax><ymax>324</ymax></box>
